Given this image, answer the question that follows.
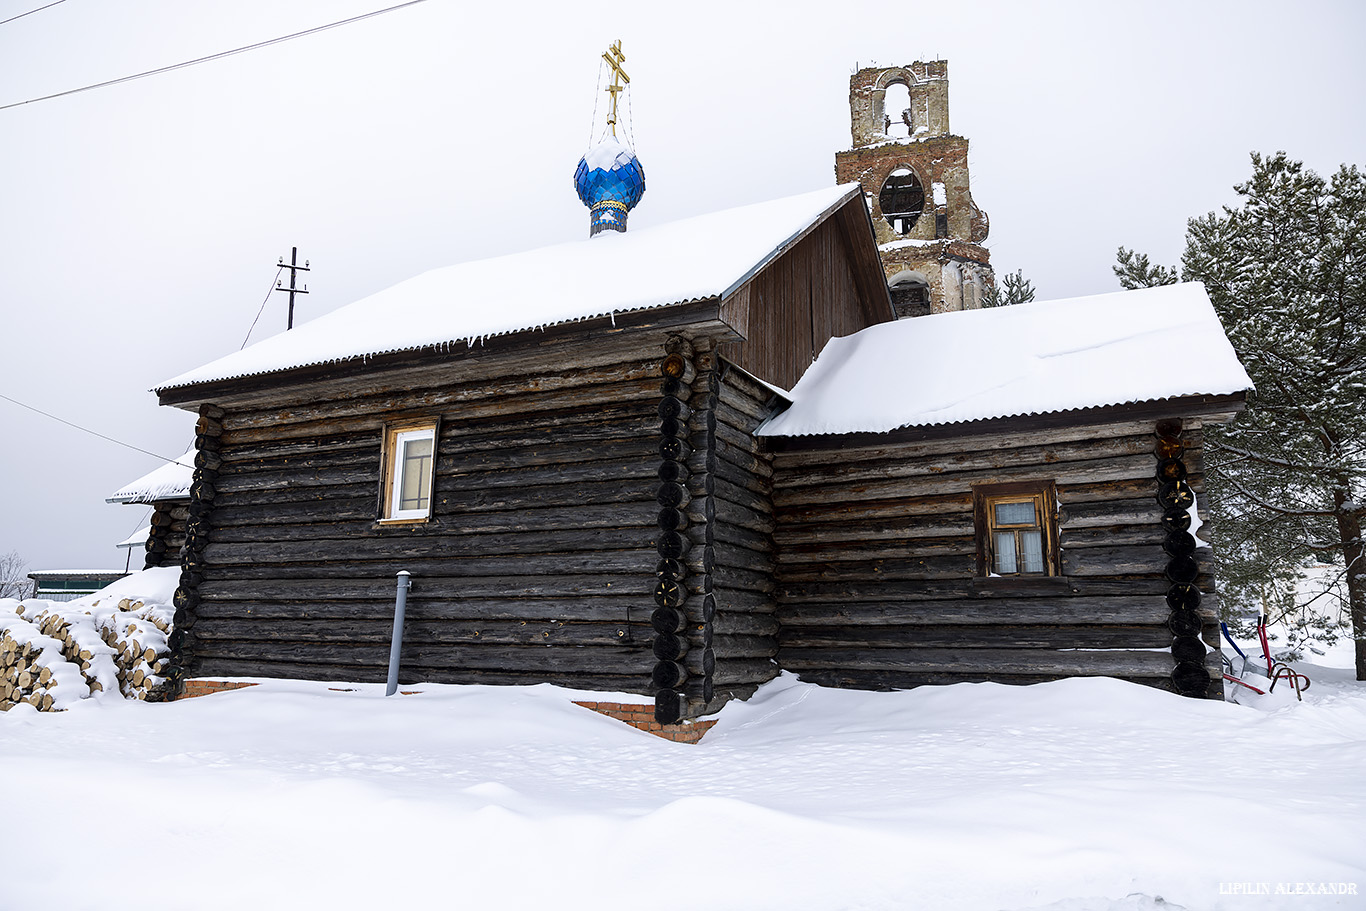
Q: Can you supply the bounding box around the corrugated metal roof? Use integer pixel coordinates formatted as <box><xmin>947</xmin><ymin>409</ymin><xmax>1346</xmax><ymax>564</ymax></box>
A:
<box><xmin>758</xmin><ymin>283</ymin><xmax>1253</xmax><ymax>437</ymax></box>
<box><xmin>106</xmin><ymin>449</ymin><xmax>194</xmax><ymax>504</ymax></box>
<box><xmin>156</xmin><ymin>184</ymin><xmax>861</xmax><ymax>392</ymax></box>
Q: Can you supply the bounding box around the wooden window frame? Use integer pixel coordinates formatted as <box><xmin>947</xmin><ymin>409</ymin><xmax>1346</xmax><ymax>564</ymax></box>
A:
<box><xmin>378</xmin><ymin>419</ymin><xmax>439</xmax><ymax>524</ymax></box>
<box><xmin>972</xmin><ymin>480</ymin><xmax>1060</xmax><ymax>578</ymax></box>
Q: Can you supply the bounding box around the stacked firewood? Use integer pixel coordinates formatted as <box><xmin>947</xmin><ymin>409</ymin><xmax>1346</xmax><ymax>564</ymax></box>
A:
<box><xmin>0</xmin><ymin>627</ymin><xmax>62</xmax><ymax>711</ymax></box>
<box><xmin>1</xmin><ymin>595</ymin><xmax>175</xmax><ymax>711</ymax></box>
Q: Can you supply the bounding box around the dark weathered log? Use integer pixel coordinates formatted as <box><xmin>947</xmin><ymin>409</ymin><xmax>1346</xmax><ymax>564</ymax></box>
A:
<box><xmin>709</xmin><ymin>585</ymin><xmax>776</xmax><ymax>614</ymax></box>
<box><xmin>775</xmin><ymin>513</ymin><xmax>973</xmax><ymax>547</ymax></box>
<box><xmin>706</xmin><ymin>519</ymin><xmax>774</xmax><ymax>557</ymax></box>
<box><xmin>773</xmin><ymin>433</ymin><xmax>1157</xmax><ymax>491</ymax></box>
<box><xmin>771</xmin><ymin>419</ymin><xmax>1166</xmax><ymax>469</ymax></box>
<box><xmin>716</xmin><ymin>380</ymin><xmax>775</xmax><ymax>423</ymax></box>
<box><xmin>661</xmin><ymin>353</ymin><xmax>695</xmax><ymax>384</ymax></box>
<box><xmin>654</xmin><ymin>577</ymin><xmax>686</xmax><ymax>608</ymax></box>
<box><xmin>653</xmin><ymin>633</ymin><xmax>689</xmax><ymax>661</ymax></box>
<box><xmin>222</xmin><ymin>365</ymin><xmax>659</xmax><ymax>436</ymax></box>
<box><xmin>210</xmin><ymin>496</ymin><xmax>652</xmax><ymax>532</ymax></box>
<box><xmin>653</xmin><ymin>660</ymin><xmax>687</xmax><ymax>688</ymax></box>
<box><xmin>204</xmin><ymin>573</ymin><xmax>649</xmax><ymax>601</ymax></box>
<box><xmin>708</xmin><ymin>634</ymin><xmax>781</xmax><ymax>658</ymax></box>
<box><xmin>779</xmin><ymin>624</ymin><xmax>1171</xmax><ymax>650</ymax></box>
<box><xmin>654</xmin><ymin>688</ymin><xmax>684</xmax><ymax>724</ymax></box>
<box><xmin>777</xmin><ymin>576</ymin><xmax>1194</xmax><ymax>604</ymax></box>
<box><xmin>778</xmin><ymin>595</ymin><xmax>1179</xmax><ymax>627</ymax></box>
<box><xmin>776</xmin><ymin>536</ymin><xmax>976</xmax><ymax>566</ymax></box>
<box><xmin>198</xmin><ymin>595</ymin><xmax>647</xmax><ymax>623</ymax></box>
<box><xmin>1060</xmin><ymin>526</ymin><xmax>1164</xmax><ymax>550</ymax></box>
<box><xmin>660</xmin><ymin>376</ymin><xmax>691</xmax><ymax>401</ymax></box>
<box><xmin>778</xmin><ymin>553</ymin><xmax>978</xmax><ymax>583</ymax></box>
<box><xmin>1168</xmin><ymin>609</ymin><xmax>1202</xmax><ymax>636</ymax></box>
<box><xmin>195</xmin><ymin>638</ymin><xmax>652</xmax><ymax>675</ymax></box>
<box><xmin>694</xmin><ymin>432</ymin><xmax>774</xmax><ymax>479</ymax></box>
<box><xmin>779</xmin><ymin>646</ymin><xmax>1175</xmax><ymax>677</ymax></box>
<box><xmin>705</xmin><ymin>657</ymin><xmax>775</xmax><ymax>686</ymax></box>
<box><xmin>775</xmin><ymin>453</ymin><xmax>1157</xmax><ymax>509</ymax></box>
<box><xmin>1062</xmin><ymin>545</ymin><xmax>1167</xmax><ymax>577</ymax></box>
<box><xmin>193</xmin><ymin>617</ymin><xmax>640</xmax><ymax>648</ymax></box>
<box><xmin>194</xmin><ymin>450</ymin><xmax>224</xmax><ymax>471</ymax></box>
<box><xmin>712</xmin><ymin>496</ymin><xmax>776</xmax><ymax>536</ymax></box>
<box><xmin>1060</xmin><ymin>498</ymin><xmax>1164</xmax><ymax>529</ymax></box>
<box><xmin>711</xmin><ymin>612</ymin><xmax>779</xmax><ymax>638</ymax></box>
<box><xmin>651</xmin><ymin>606</ymin><xmax>687</xmax><ymax>635</ymax></box>
<box><xmin>776</xmin><ymin>490</ymin><xmax>972</xmax><ymax>527</ymax></box>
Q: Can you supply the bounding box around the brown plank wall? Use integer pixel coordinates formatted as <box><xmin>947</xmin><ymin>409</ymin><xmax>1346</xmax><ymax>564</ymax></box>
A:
<box><xmin>770</xmin><ymin>418</ymin><xmax>1222</xmax><ymax>696</ymax></box>
<box><xmin>186</xmin><ymin>336</ymin><xmax>670</xmax><ymax>692</ymax></box>
<box><xmin>719</xmin><ymin>210</ymin><xmax>892</xmax><ymax>390</ymax></box>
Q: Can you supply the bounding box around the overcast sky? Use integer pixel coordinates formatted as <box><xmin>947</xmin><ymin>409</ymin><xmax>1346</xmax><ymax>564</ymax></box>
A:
<box><xmin>1</xmin><ymin>0</ymin><xmax>1362</xmax><ymax>573</ymax></box>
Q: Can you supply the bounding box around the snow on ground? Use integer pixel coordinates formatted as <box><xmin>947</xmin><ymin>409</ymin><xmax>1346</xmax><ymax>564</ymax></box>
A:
<box><xmin>2</xmin><ymin>664</ymin><xmax>1362</xmax><ymax>911</ymax></box>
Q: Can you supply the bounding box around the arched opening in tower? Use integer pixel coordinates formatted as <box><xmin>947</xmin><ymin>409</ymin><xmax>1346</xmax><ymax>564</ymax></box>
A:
<box><xmin>882</xmin><ymin>82</ymin><xmax>912</xmax><ymax>138</ymax></box>
<box><xmin>879</xmin><ymin>167</ymin><xmax>925</xmax><ymax>236</ymax></box>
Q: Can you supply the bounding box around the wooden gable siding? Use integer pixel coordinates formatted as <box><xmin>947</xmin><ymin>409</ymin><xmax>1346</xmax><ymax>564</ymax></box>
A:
<box><xmin>719</xmin><ymin>209</ymin><xmax>892</xmax><ymax>391</ymax></box>
<box><xmin>185</xmin><ymin>336</ymin><xmax>674</xmax><ymax>693</ymax></box>
<box><xmin>769</xmin><ymin>418</ymin><xmax>1221</xmax><ymax>696</ymax></box>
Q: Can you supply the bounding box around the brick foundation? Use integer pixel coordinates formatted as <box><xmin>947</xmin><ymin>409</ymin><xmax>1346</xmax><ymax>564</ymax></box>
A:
<box><xmin>574</xmin><ymin>701</ymin><xmax>716</xmax><ymax>744</ymax></box>
<box><xmin>178</xmin><ymin>679</ymin><xmax>258</xmax><ymax>699</ymax></box>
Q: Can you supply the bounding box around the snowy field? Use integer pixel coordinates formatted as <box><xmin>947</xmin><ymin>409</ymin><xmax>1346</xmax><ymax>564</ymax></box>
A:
<box><xmin>3</xmin><ymin>649</ymin><xmax>1363</xmax><ymax>911</ymax></box>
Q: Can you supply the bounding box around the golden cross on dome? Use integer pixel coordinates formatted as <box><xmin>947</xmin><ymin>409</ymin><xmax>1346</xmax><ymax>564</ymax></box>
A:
<box><xmin>602</xmin><ymin>39</ymin><xmax>630</xmax><ymax>136</ymax></box>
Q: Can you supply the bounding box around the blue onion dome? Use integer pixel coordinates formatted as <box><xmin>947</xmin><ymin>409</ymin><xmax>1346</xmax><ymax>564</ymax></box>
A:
<box><xmin>574</xmin><ymin>134</ymin><xmax>645</xmax><ymax>236</ymax></box>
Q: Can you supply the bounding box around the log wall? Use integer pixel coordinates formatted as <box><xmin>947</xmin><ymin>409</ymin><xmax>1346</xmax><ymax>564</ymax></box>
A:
<box><xmin>705</xmin><ymin>361</ymin><xmax>782</xmax><ymax>699</ymax></box>
<box><xmin>770</xmin><ymin>418</ymin><xmax>1223</xmax><ymax>696</ymax></box>
<box><xmin>144</xmin><ymin>500</ymin><xmax>188</xmax><ymax>570</ymax></box>
<box><xmin>185</xmin><ymin>337</ymin><xmax>671</xmax><ymax>693</ymax></box>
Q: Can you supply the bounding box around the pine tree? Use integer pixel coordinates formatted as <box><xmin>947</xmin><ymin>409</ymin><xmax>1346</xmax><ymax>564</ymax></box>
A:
<box><xmin>982</xmin><ymin>269</ymin><xmax>1036</xmax><ymax>307</ymax></box>
<box><xmin>1113</xmin><ymin>248</ymin><xmax>1179</xmax><ymax>289</ymax></box>
<box><xmin>1123</xmin><ymin>152</ymin><xmax>1366</xmax><ymax>677</ymax></box>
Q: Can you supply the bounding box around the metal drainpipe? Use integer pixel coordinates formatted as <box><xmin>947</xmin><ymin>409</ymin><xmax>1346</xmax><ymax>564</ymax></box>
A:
<box><xmin>385</xmin><ymin>571</ymin><xmax>411</xmax><ymax>696</ymax></box>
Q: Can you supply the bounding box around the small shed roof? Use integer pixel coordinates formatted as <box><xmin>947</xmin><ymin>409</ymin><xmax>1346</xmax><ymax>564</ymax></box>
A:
<box><xmin>758</xmin><ymin>282</ymin><xmax>1253</xmax><ymax>437</ymax></box>
<box><xmin>156</xmin><ymin>184</ymin><xmax>862</xmax><ymax>392</ymax></box>
<box><xmin>106</xmin><ymin>449</ymin><xmax>195</xmax><ymax>504</ymax></box>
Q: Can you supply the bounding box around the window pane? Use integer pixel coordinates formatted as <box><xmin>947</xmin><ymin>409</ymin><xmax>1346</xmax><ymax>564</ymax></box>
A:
<box><xmin>993</xmin><ymin>532</ymin><xmax>1017</xmax><ymax>574</ymax></box>
<box><xmin>994</xmin><ymin>500</ymin><xmax>1036</xmax><ymax>526</ymax></box>
<box><xmin>1021</xmin><ymin>530</ymin><xmax>1044</xmax><ymax>574</ymax></box>
<box><xmin>398</xmin><ymin>437</ymin><xmax>433</xmax><ymax>511</ymax></box>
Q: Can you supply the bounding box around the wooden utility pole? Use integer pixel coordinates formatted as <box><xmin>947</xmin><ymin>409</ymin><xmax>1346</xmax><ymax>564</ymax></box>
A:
<box><xmin>274</xmin><ymin>247</ymin><xmax>310</xmax><ymax>329</ymax></box>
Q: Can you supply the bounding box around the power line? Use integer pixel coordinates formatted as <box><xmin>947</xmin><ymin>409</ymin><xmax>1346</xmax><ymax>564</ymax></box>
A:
<box><xmin>0</xmin><ymin>0</ymin><xmax>429</xmax><ymax>113</ymax></box>
<box><xmin>242</xmin><ymin>265</ymin><xmax>286</xmax><ymax>349</ymax></box>
<box><xmin>0</xmin><ymin>0</ymin><xmax>67</xmax><ymax>27</ymax></box>
<box><xmin>0</xmin><ymin>391</ymin><xmax>178</xmax><ymax>463</ymax></box>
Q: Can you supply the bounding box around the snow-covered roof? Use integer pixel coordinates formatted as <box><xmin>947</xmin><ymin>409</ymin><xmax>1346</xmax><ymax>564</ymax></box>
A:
<box><xmin>758</xmin><ymin>282</ymin><xmax>1252</xmax><ymax>437</ymax></box>
<box><xmin>117</xmin><ymin>526</ymin><xmax>152</xmax><ymax>548</ymax></box>
<box><xmin>106</xmin><ymin>449</ymin><xmax>195</xmax><ymax>504</ymax></box>
<box><xmin>156</xmin><ymin>184</ymin><xmax>862</xmax><ymax>392</ymax></box>
<box><xmin>27</xmin><ymin>570</ymin><xmax>129</xmax><ymax>580</ymax></box>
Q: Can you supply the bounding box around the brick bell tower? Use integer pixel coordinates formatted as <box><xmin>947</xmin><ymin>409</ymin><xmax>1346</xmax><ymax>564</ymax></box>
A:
<box><xmin>835</xmin><ymin>60</ymin><xmax>994</xmax><ymax>317</ymax></box>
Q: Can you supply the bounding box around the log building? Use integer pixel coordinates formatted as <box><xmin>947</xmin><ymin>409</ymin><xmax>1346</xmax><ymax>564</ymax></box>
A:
<box><xmin>138</xmin><ymin>59</ymin><xmax>1252</xmax><ymax>723</ymax></box>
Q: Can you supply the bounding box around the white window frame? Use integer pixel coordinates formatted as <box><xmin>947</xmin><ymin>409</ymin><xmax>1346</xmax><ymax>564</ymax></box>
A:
<box><xmin>381</xmin><ymin>423</ymin><xmax>437</xmax><ymax>523</ymax></box>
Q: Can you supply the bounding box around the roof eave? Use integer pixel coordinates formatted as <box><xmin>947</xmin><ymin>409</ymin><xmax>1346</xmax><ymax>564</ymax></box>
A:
<box><xmin>762</xmin><ymin>391</ymin><xmax>1248</xmax><ymax>452</ymax></box>
<box><xmin>156</xmin><ymin>297</ymin><xmax>740</xmax><ymax>410</ymax></box>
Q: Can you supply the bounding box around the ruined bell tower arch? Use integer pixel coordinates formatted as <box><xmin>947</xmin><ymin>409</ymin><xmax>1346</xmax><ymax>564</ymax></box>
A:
<box><xmin>836</xmin><ymin>60</ymin><xmax>994</xmax><ymax>317</ymax></box>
